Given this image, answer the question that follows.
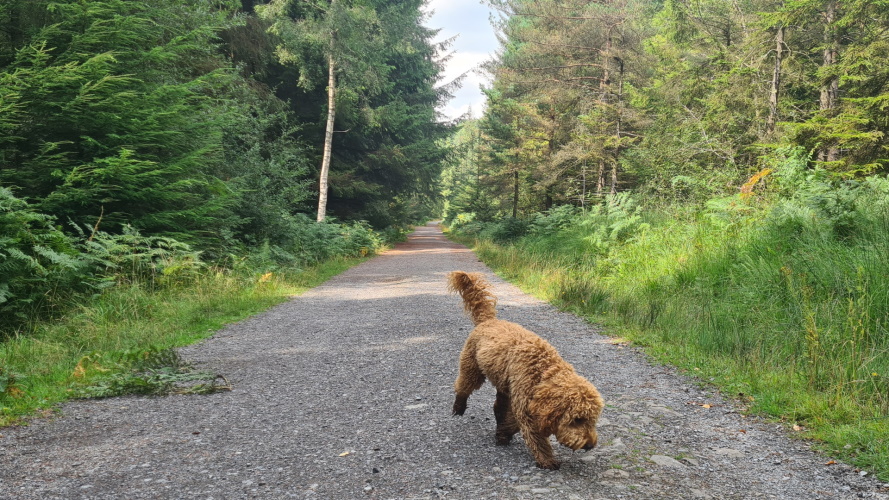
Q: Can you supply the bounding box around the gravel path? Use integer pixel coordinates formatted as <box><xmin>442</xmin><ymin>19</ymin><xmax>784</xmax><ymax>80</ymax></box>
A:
<box><xmin>1</xmin><ymin>222</ymin><xmax>887</xmax><ymax>499</ymax></box>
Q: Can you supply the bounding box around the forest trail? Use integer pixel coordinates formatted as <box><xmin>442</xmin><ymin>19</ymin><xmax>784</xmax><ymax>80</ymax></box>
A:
<box><xmin>0</xmin><ymin>222</ymin><xmax>885</xmax><ymax>499</ymax></box>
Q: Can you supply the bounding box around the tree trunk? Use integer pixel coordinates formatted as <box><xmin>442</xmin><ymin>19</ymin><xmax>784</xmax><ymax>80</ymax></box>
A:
<box><xmin>818</xmin><ymin>0</ymin><xmax>839</xmax><ymax>163</ymax></box>
<box><xmin>611</xmin><ymin>56</ymin><xmax>624</xmax><ymax>195</ymax></box>
<box><xmin>766</xmin><ymin>25</ymin><xmax>784</xmax><ymax>136</ymax></box>
<box><xmin>596</xmin><ymin>160</ymin><xmax>605</xmax><ymax>198</ymax></box>
<box><xmin>512</xmin><ymin>169</ymin><xmax>519</xmax><ymax>218</ymax></box>
<box><xmin>317</xmin><ymin>53</ymin><xmax>336</xmax><ymax>222</ymax></box>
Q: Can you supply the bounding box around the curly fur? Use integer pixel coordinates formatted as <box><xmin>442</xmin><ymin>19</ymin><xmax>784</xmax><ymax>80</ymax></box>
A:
<box><xmin>448</xmin><ymin>271</ymin><xmax>604</xmax><ymax>470</ymax></box>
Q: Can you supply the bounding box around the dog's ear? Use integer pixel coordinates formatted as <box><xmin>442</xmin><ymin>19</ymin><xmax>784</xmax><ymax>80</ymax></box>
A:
<box><xmin>529</xmin><ymin>385</ymin><xmax>569</xmax><ymax>433</ymax></box>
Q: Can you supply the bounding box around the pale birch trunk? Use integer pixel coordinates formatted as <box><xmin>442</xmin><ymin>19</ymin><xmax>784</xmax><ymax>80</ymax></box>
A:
<box><xmin>317</xmin><ymin>53</ymin><xmax>336</xmax><ymax>222</ymax></box>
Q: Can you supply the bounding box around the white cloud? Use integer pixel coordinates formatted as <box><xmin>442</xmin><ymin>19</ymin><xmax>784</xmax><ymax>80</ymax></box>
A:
<box><xmin>438</xmin><ymin>51</ymin><xmax>490</xmax><ymax>84</ymax></box>
<box><xmin>423</xmin><ymin>0</ymin><xmax>498</xmax><ymax>121</ymax></box>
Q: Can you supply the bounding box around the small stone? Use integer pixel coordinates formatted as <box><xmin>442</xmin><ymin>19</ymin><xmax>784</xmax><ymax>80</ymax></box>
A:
<box><xmin>600</xmin><ymin>469</ymin><xmax>630</xmax><ymax>479</ymax></box>
<box><xmin>650</xmin><ymin>455</ymin><xmax>684</xmax><ymax>468</ymax></box>
<box><xmin>603</xmin><ymin>437</ymin><xmax>626</xmax><ymax>450</ymax></box>
<box><xmin>531</xmin><ymin>488</ymin><xmax>552</xmax><ymax>494</ymax></box>
<box><xmin>512</xmin><ymin>485</ymin><xmax>531</xmax><ymax>492</ymax></box>
<box><xmin>714</xmin><ymin>448</ymin><xmax>744</xmax><ymax>459</ymax></box>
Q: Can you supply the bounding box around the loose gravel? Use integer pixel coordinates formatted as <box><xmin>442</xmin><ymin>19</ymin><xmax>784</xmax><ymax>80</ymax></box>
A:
<box><xmin>1</xmin><ymin>222</ymin><xmax>887</xmax><ymax>499</ymax></box>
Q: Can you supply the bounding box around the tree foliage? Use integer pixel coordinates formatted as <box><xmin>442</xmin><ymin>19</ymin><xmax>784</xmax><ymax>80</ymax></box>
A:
<box><xmin>443</xmin><ymin>0</ymin><xmax>889</xmax><ymax>217</ymax></box>
<box><xmin>0</xmin><ymin>0</ymin><xmax>449</xmax><ymax>329</ymax></box>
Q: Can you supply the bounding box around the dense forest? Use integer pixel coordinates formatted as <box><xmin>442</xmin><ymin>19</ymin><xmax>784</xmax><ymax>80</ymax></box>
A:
<box><xmin>441</xmin><ymin>0</ymin><xmax>889</xmax><ymax>478</ymax></box>
<box><xmin>442</xmin><ymin>0</ymin><xmax>889</xmax><ymax>216</ymax></box>
<box><xmin>0</xmin><ymin>0</ymin><xmax>450</xmax><ymax>328</ymax></box>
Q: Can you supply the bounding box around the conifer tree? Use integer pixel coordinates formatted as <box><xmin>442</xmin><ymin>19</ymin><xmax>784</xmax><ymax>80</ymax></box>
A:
<box><xmin>258</xmin><ymin>0</ymin><xmax>389</xmax><ymax>222</ymax></box>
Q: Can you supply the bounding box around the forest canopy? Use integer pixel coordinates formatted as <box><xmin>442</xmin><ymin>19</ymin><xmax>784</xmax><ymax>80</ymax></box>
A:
<box><xmin>0</xmin><ymin>0</ymin><xmax>450</xmax><ymax>244</ymax></box>
<box><xmin>441</xmin><ymin>0</ymin><xmax>889</xmax><ymax>220</ymax></box>
<box><xmin>0</xmin><ymin>0</ymin><xmax>451</xmax><ymax>326</ymax></box>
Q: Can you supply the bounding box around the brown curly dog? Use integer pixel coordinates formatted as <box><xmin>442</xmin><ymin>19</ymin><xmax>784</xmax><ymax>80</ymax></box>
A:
<box><xmin>448</xmin><ymin>271</ymin><xmax>604</xmax><ymax>470</ymax></box>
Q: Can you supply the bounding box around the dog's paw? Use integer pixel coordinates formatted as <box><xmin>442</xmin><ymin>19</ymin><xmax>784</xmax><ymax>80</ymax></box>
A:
<box><xmin>537</xmin><ymin>460</ymin><xmax>561</xmax><ymax>470</ymax></box>
<box><xmin>495</xmin><ymin>429</ymin><xmax>515</xmax><ymax>446</ymax></box>
<box><xmin>452</xmin><ymin>402</ymin><xmax>467</xmax><ymax>416</ymax></box>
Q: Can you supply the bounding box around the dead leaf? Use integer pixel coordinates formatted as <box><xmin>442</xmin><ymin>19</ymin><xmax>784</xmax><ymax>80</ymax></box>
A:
<box><xmin>338</xmin><ymin>451</ymin><xmax>351</xmax><ymax>457</ymax></box>
<box><xmin>825</xmin><ymin>460</ymin><xmax>837</xmax><ymax>466</ymax></box>
<box><xmin>738</xmin><ymin>429</ymin><xmax>747</xmax><ymax>434</ymax></box>
<box><xmin>72</xmin><ymin>363</ymin><xmax>86</xmax><ymax>379</ymax></box>
<box><xmin>701</xmin><ymin>404</ymin><xmax>712</xmax><ymax>409</ymax></box>
<box><xmin>792</xmin><ymin>424</ymin><xmax>803</xmax><ymax>432</ymax></box>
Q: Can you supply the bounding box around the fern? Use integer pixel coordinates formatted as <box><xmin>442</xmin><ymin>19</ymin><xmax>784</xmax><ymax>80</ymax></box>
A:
<box><xmin>70</xmin><ymin>346</ymin><xmax>229</xmax><ymax>399</ymax></box>
<box><xmin>0</xmin><ymin>187</ymin><xmax>80</xmax><ymax>325</ymax></box>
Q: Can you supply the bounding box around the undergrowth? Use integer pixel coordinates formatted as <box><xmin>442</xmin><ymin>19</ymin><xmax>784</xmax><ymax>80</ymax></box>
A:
<box><xmin>70</xmin><ymin>346</ymin><xmax>230</xmax><ymax>399</ymax></box>
<box><xmin>0</xmin><ymin>251</ymin><xmax>371</xmax><ymax>426</ymax></box>
<box><xmin>447</xmin><ymin>149</ymin><xmax>889</xmax><ymax>480</ymax></box>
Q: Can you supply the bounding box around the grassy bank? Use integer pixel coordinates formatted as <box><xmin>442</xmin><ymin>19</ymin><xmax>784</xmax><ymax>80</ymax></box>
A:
<box><xmin>0</xmin><ymin>256</ymin><xmax>366</xmax><ymax>426</ymax></box>
<box><xmin>447</xmin><ymin>182</ymin><xmax>889</xmax><ymax>480</ymax></box>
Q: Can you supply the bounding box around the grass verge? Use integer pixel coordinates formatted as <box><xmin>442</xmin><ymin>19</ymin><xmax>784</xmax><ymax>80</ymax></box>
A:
<box><xmin>0</xmin><ymin>256</ymin><xmax>365</xmax><ymax>426</ymax></box>
<box><xmin>447</xmin><ymin>214</ymin><xmax>889</xmax><ymax>481</ymax></box>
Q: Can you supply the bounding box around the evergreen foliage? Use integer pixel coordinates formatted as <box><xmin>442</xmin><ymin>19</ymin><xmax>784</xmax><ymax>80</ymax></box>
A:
<box><xmin>0</xmin><ymin>0</ymin><xmax>447</xmax><ymax>332</ymax></box>
<box><xmin>443</xmin><ymin>0</ymin><xmax>889</xmax><ymax>216</ymax></box>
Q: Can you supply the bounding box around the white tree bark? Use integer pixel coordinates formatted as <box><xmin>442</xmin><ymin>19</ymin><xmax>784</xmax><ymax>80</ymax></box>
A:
<box><xmin>317</xmin><ymin>52</ymin><xmax>336</xmax><ymax>222</ymax></box>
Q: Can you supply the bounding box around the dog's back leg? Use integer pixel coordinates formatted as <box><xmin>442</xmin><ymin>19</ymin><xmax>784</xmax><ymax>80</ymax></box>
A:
<box><xmin>494</xmin><ymin>391</ymin><xmax>519</xmax><ymax>445</ymax></box>
<box><xmin>453</xmin><ymin>337</ymin><xmax>485</xmax><ymax>416</ymax></box>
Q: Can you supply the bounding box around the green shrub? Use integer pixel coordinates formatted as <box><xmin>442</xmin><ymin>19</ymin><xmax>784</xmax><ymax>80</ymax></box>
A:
<box><xmin>528</xmin><ymin>205</ymin><xmax>581</xmax><ymax>235</ymax></box>
<box><xmin>484</xmin><ymin>217</ymin><xmax>530</xmax><ymax>243</ymax></box>
<box><xmin>0</xmin><ymin>188</ymin><xmax>81</xmax><ymax>327</ymax></box>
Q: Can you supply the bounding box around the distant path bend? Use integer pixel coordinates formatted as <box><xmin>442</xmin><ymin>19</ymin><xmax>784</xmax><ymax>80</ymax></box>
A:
<box><xmin>0</xmin><ymin>222</ymin><xmax>884</xmax><ymax>499</ymax></box>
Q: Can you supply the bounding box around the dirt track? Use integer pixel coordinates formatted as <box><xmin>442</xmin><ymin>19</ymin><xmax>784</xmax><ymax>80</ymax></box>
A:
<box><xmin>1</xmin><ymin>222</ymin><xmax>886</xmax><ymax>499</ymax></box>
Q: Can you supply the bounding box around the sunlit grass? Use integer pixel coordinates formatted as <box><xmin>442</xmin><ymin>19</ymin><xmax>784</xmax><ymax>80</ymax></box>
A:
<box><xmin>449</xmin><ymin>206</ymin><xmax>889</xmax><ymax>480</ymax></box>
<box><xmin>0</xmin><ymin>256</ymin><xmax>365</xmax><ymax>426</ymax></box>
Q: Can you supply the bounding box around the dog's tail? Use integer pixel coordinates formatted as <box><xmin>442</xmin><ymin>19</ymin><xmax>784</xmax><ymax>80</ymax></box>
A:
<box><xmin>448</xmin><ymin>271</ymin><xmax>497</xmax><ymax>325</ymax></box>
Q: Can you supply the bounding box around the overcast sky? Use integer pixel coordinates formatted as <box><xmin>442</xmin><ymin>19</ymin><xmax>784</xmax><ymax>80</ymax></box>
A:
<box><xmin>423</xmin><ymin>0</ymin><xmax>499</xmax><ymax>121</ymax></box>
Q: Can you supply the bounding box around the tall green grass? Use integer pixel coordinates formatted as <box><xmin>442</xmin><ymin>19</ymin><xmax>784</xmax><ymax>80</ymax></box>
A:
<box><xmin>449</xmin><ymin>178</ymin><xmax>889</xmax><ymax>479</ymax></box>
<box><xmin>0</xmin><ymin>256</ymin><xmax>365</xmax><ymax>426</ymax></box>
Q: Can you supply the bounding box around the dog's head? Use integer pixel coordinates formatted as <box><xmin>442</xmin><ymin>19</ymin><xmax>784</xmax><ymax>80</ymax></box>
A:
<box><xmin>530</xmin><ymin>373</ymin><xmax>604</xmax><ymax>451</ymax></box>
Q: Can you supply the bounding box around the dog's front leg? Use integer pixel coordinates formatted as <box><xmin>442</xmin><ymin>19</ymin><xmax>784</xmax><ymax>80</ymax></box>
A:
<box><xmin>526</xmin><ymin>431</ymin><xmax>560</xmax><ymax>469</ymax></box>
<box><xmin>517</xmin><ymin>422</ymin><xmax>560</xmax><ymax>470</ymax></box>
